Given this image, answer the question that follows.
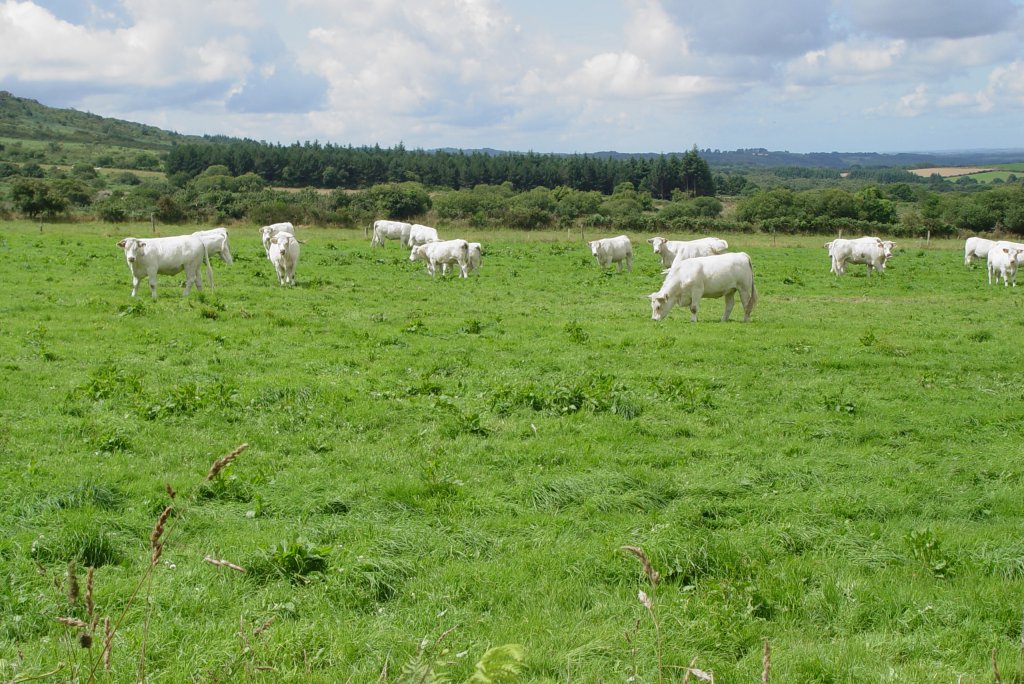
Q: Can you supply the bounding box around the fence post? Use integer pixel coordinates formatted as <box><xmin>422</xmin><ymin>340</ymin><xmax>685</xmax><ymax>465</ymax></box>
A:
<box><xmin>151</xmin><ymin>213</ymin><xmax>156</xmax><ymax>234</ymax></box>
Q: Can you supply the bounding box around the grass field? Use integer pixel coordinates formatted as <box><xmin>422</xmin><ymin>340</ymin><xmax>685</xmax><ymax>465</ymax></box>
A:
<box><xmin>1</xmin><ymin>222</ymin><xmax>1023</xmax><ymax>682</ymax></box>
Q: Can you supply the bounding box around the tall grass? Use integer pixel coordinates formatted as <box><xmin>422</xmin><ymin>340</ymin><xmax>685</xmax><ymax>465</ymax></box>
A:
<box><xmin>0</xmin><ymin>221</ymin><xmax>1022</xmax><ymax>680</ymax></box>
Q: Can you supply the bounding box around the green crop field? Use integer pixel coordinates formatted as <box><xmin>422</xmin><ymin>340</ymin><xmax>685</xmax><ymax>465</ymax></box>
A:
<box><xmin>1</xmin><ymin>222</ymin><xmax>1023</xmax><ymax>682</ymax></box>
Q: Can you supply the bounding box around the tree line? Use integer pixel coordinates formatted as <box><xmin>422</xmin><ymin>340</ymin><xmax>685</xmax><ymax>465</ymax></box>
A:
<box><xmin>165</xmin><ymin>141</ymin><xmax>715</xmax><ymax>199</ymax></box>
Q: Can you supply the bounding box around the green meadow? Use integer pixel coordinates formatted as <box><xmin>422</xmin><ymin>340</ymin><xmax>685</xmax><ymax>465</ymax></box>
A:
<box><xmin>1</xmin><ymin>221</ymin><xmax>1023</xmax><ymax>682</ymax></box>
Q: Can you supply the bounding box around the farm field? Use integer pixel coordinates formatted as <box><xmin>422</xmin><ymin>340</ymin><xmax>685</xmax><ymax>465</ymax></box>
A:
<box><xmin>1</xmin><ymin>222</ymin><xmax>1024</xmax><ymax>682</ymax></box>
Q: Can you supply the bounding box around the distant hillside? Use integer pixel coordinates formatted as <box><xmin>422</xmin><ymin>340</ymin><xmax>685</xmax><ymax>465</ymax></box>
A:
<box><xmin>3</xmin><ymin>90</ymin><xmax>1022</xmax><ymax>170</ymax></box>
<box><xmin>0</xmin><ymin>91</ymin><xmax>203</xmax><ymax>151</ymax></box>
<box><xmin>439</xmin><ymin>146</ymin><xmax>1024</xmax><ymax>169</ymax></box>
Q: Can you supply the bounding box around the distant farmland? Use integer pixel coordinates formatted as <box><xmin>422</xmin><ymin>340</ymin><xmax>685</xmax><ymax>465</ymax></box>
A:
<box><xmin>909</xmin><ymin>163</ymin><xmax>1024</xmax><ymax>182</ymax></box>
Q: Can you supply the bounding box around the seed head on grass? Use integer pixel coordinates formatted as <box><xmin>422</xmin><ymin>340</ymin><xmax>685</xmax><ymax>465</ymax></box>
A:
<box><xmin>205</xmin><ymin>443</ymin><xmax>249</xmax><ymax>481</ymax></box>
<box><xmin>150</xmin><ymin>505</ymin><xmax>172</xmax><ymax>564</ymax></box>
<box><xmin>103</xmin><ymin>616</ymin><xmax>112</xmax><ymax>671</ymax></box>
<box><xmin>55</xmin><ymin>616</ymin><xmax>88</xmax><ymax>628</ymax></box>
<box><xmin>621</xmin><ymin>545</ymin><xmax>660</xmax><ymax>588</ymax></box>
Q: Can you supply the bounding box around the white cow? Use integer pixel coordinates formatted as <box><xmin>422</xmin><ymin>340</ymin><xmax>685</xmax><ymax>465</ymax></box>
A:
<box><xmin>466</xmin><ymin>242</ymin><xmax>482</xmax><ymax>274</ymax></box>
<box><xmin>649</xmin><ymin>252</ymin><xmax>757</xmax><ymax>322</ymax></box>
<box><xmin>260</xmin><ymin>222</ymin><xmax>296</xmax><ymax>254</ymax></box>
<box><xmin>191</xmin><ymin>227</ymin><xmax>233</xmax><ymax>287</ymax></box>
<box><xmin>825</xmin><ymin>237</ymin><xmax>888</xmax><ymax>276</ymax></box>
<box><xmin>117</xmin><ymin>235</ymin><xmax>213</xmax><ymax>298</ymax></box>
<box><xmin>409</xmin><ymin>224</ymin><xmax>440</xmax><ymax>247</ymax></box>
<box><xmin>371</xmin><ymin>220</ymin><xmax>412</xmax><ymax>248</ymax></box>
<box><xmin>647</xmin><ymin>236</ymin><xmax>729</xmax><ymax>268</ymax></box>
<box><xmin>988</xmin><ymin>243</ymin><xmax>1023</xmax><ymax>286</ymax></box>
<box><xmin>410</xmin><ymin>239</ymin><xmax>470</xmax><ymax>277</ymax></box>
<box><xmin>267</xmin><ymin>231</ymin><xmax>300</xmax><ymax>286</ymax></box>
<box><xmin>964</xmin><ymin>237</ymin><xmax>996</xmax><ymax>266</ymax></box>
<box><xmin>444</xmin><ymin>242</ymin><xmax>482</xmax><ymax>276</ymax></box>
<box><xmin>588</xmin><ymin>235</ymin><xmax>633</xmax><ymax>272</ymax></box>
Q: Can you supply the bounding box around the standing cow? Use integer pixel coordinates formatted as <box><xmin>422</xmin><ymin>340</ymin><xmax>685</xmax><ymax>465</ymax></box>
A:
<box><xmin>825</xmin><ymin>237</ymin><xmax>889</xmax><ymax>276</ymax></box>
<box><xmin>268</xmin><ymin>232</ymin><xmax>300</xmax><ymax>286</ymax></box>
<box><xmin>260</xmin><ymin>222</ymin><xmax>296</xmax><ymax>254</ymax></box>
<box><xmin>117</xmin><ymin>235</ymin><xmax>213</xmax><ymax>298</ymax></box>
<box><xmin>649</xmin><ymin>252</ymin><xmax>757</xmax><ymax>322</ymax></box>
<box><xmin>191</xmin><ymin>227</ymin><xmax>233</xmax><ymax>287</ymax></box>
<box><xmin>410</xmin><ymin>239</ymin><xmax>470</xmax><ymax>277</ymax></box>
<box><xmin>588</xmin><ymin>235</ymin><xmax>633</xmax><ymax>272</ymax></box>
<box><xmin>987</xmin><ymin>244</ymin><xmax>1023</xmax><ymax>286</ymax></box>
<box><xmin>409</xmin><ymin>224</ymin><xmax>440</xmax><ymax>247</ymax></box>
<box><xmin>647</xmin><ymin>236</ymin><xmax>729</xmax><ymax>268</ymax></box>
<box><xmin>964</xmin><ymin>237</ymin><xmax>996</xmax><ymax>266</ymax></box>
<box><xmin>371</xmin><ymin>220</ymin><xmax>412</xmax><ymax>248</ymax></box>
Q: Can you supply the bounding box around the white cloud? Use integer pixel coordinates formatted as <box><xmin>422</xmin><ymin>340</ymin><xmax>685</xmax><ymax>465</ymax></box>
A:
<box><xmin>786</xmin><ymin>39</ymin><xmax>906</xmax><ymax>86</ymax></box>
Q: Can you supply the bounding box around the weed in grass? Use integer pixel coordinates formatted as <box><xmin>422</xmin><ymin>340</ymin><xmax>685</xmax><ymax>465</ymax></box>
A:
<box><xmin>906</xmin><ymin>528</ymin><xmax>950</xmax><ymax>578</ymax></box>
<box><xmin>248</xmin><ymin>539</ymin><xmax>329</xmax><ymax>585</ymax></box>
<box><xmin>564</xmin><ymin>320</ymin><xmax>590</xmax><ymax>344</ymax></box>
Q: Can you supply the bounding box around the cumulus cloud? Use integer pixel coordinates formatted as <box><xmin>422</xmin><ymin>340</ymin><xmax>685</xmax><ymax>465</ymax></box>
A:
<box><xmin>0</xmin><ymin>0</ymin><xmax>1022</xmax><ymax>151</ymax></box>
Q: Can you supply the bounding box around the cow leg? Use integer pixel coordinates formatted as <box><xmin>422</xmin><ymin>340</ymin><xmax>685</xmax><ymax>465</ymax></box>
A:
<box><xmin>626</xmin><ymin>255</ymin><xmax>632</xmax><ymax>273</ymax></box>
<box><xmin>722</xmin><ymin>291</ymin><xmax>735</xmax><ymax>322</ymax></box>
<box><xmin>148</xmin><ymin>273</ymin><xmax>158</xmax><ymax>299</ymax></box>
<box><xmin>130</xmin><ymin>275</ymin><xmax>140</xmax><ymax>297</ymax></box>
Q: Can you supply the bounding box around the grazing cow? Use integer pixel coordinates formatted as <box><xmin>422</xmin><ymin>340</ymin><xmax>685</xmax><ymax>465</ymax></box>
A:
<box><xmin>649</xmin><ymin>252</ymin><xmax>757</xmax><ymax>322</ymax></box>
<box><xmin>987</xmin><ymin>244</ymin><xmax>1023</xmax><ymax>286</ymax></box>
<box><xmin>191</xmin><ymin>227</ymin><xmax>233</xmax><ymax>287</ymax></box>
<box><xmin>268</xmin><ymin>231</ymin><xmax>300</xmax><ymax>286</ymax></box>
<box><xmin>825</xmin><ymin>237</ymin><xmax>888</xmax><ymax>276</ymax></box>
<box><xmin>964</xmin><ymin>237</ymin><xmax>996</xmax><ymax>266</ymax></box>
<box><xmin>260</xmin><ymin>222</ymin><xmax>296</xmax><ymax>254</ymax></box>
<box><xmin>588</xmin><ymin>235</ymin><xmax>633</xmax><ymax>272</ymax></box>
<box><xmin>117</xmin><ymin>235</ymin><xmax>213</xmax><ymax>298</ymax></box>
<box><xmin>409</xmin><ymin>224</ymin><xmax>440</xmax><ymax>247</ymax></box>
<box><xmin>647</xmin><ymin>236</ymin><xmax>729</xmax><ymax>268</ymax></box>
<box><xmin>371</xmin><ymin>220</ymin><xmax>412</xmax><ymax>248</ymax></box>
<box><xmin>442</xmin><ymin>242</ymin><xmax>482</xmax><ymax>276</ymax></box>
<box><xmin>410</xmin><ymin>239</ymin><xmax>470</xmax><ymax>277</ymax></box>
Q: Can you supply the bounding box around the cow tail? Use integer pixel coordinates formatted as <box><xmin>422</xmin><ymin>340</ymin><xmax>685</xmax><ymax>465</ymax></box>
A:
<box><xmin>747</xmin><ymin>254</ymin><xmax>758</xmax><ymax>309</ymax></box>
<box><xmin>203</xmin><ymin>242</ymin><xmax>214</xmax><ymax>289</ymax></box>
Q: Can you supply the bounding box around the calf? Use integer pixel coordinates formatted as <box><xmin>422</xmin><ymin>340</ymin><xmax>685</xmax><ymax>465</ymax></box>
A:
<box><xmin>649</xmin><ymin>252</ymin><xmax>757</xmax><ymax>322</ymax></box>
<box><xmin>410</xmin><ymin>239</ymin><xmax>470</xmax><ymax>277</ymax></box>
<box><xmin>987</xmin><ymin>244</ymin><xmax>1022</xmax><ymax>286</ymax></box>
<box><xmin>371</xmin><ymin>220</ymin><xmax>412</xmax><ymax>247</ymax></box>
<box><xmin>268</xmin><ymin>231</ymin><xmax>300</xmax><ymax>286</ymax></box>
<box><xmin>964</xmin><ymin>237</ymin><xmax>995</xmax><ymax>266</ymax></box>
<box><xmin>117</xmin><ymin>235</ymin><xmax>213</xmax><ymax>298</ymax></box>
<box><xmin>588</xmin><ymin>235</ymin><xmax>633</xmax><ymax>272</ymax></box>
<box><xmin>647</xmin><ymin>236</ymin><xmax>728</xmax><ymax>268</ymax></box>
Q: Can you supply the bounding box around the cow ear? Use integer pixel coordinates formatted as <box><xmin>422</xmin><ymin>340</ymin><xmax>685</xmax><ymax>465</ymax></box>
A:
<box><xmin>117</xmin><ymin>239</ymin><xmax>126</xmax><ymax>248</ymax></box>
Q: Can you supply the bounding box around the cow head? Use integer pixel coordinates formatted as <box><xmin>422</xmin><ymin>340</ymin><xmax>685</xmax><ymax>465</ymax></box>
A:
<box><xmin>214</xmin><ymin>228</ymin><xmax>233</xmax><ymax>264</ymax></box>
<box><xmin>409</xmin><ymin>245</ymin><xmax>423</xmax><ymax>262</ymax></box>
<box><xmin>649</xmin><ymin>292</ymin><xmax>674</xmax><ymax>321</ymax></box>
<box><xmin>588</xmin><ymin>241</ymin><xmax>603</xmax><ymax>258</ymax></box>
<box><xmin>118</xmin><ymin>237</ymin><xmax>144</xmax><ymax>263</ymax></box>
<box><xmin>647</xmin><ymin>237</ymin><xmax>667</xmax><ymax>253</ymax></box>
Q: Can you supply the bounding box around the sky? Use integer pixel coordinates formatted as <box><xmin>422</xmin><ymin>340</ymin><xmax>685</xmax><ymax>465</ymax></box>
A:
<box><xmin>1</xmin><ymin>0</ymin><xmax>1023</xmax><ymax>154</ymax></box>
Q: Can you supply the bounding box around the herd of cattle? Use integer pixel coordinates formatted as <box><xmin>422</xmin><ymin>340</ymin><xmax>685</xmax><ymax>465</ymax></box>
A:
<box><xmin>112</xmin><ymin>222</ymin><xmax>1020</xmax><ymax>320</ymax></box>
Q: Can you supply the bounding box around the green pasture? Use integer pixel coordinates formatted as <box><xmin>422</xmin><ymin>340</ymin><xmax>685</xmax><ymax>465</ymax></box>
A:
<box><xmin>1</xmin><ymin>222</ymin><xmax>1023</xmax><ymax>682</ymax></box>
